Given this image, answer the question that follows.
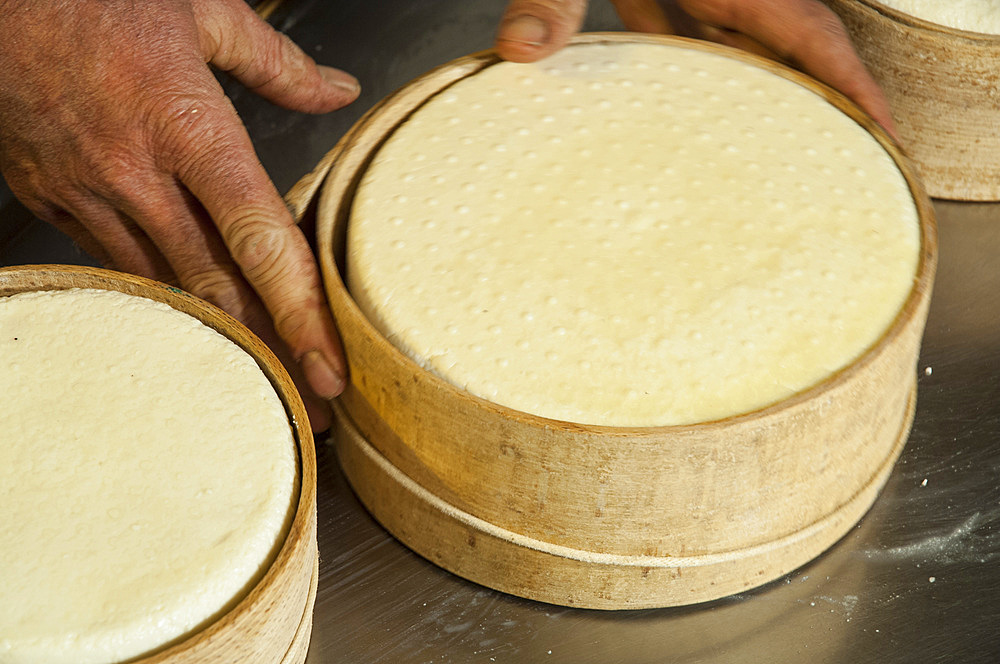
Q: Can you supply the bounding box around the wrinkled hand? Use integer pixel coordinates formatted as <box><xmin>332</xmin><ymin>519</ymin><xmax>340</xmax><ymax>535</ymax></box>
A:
<box><xmin>494</xmin><ymin>0</ymin><xmax>896</xmax><ymax>137</ymax></box>
<box><xmin>0</xmin><ymin>0</ymin><xmax>361</xmax><ymax>431</ymax></box>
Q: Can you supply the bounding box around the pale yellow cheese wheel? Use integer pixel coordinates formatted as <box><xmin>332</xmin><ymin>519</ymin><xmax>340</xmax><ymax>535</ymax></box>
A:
<box><xmin>875</xmin><ymin>0</ymin><xmax>1000</xmax><ymax>33</ymax></box>
<box><xmin>0</xmin><ymin>288</ymin><xmax>297</xmax><ymax>664</ymax></box>
<box><xmin>348</xmin><ymin>41</ymin><xmax>920</xmax><ymax>427</ymax></box>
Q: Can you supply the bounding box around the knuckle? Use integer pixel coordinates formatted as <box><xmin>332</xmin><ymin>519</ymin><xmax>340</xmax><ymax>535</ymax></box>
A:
<box><xmin>814</xmin><ymin>7</ymin><xmax>851</xmax><ymax>42</ymax></box>
<box><xmin>141</xmin><ymin>91</ymin><xmax>236</xmax><ymax>167</ymax></box>
<box><xmin>785</xmin><ymin>8</ymin><xmax>845</xmax><ymax>62</ymax></box>
<box><xmin>223</xmin><ymin>214</ymin><xmax>322</xmax><ymax>346</ymax></box>
<box><xmin>135</xmin><ymin>92</ymin><xmax>257</xmax><ymax>189</ymax></box>
<box><xmin>85</xmin><ymin>146</ymin><xmax>154</xmax><ymax>198</ymax></box>
<box><xmin>183</xmin><ymin>267</ymin><xmax>251</xmax><ymax>319</ymax></box>
<box><xmin>271</xmin><ymin>307</ymin><xmax>310</xmax><ymax>347</ymax></box>
<box><xmin>4</xmin><ymin>130</ymin><xmax>140</xmax><ymax>206</ymax></box>
<box><xmin>254</xmin><ymin>33</ymin><xmax>303</xmax><ymax>91</ymax></box>
<box><xmin>229</xmin><ymin>31</ymin><xmax>305</xmax><ymax>95</ymax></box>
<box><xmin>1</xmin><ymin>166</ymin><xmax>46</xmax><ymax>206</ymax></box>
<box><xmin>225</xmin><ymin>213</ymin><xmax>293</xmax><ymax>283</ymax></box>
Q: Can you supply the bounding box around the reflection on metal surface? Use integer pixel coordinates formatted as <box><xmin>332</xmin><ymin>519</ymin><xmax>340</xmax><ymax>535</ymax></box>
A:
<box><xmin>310</xmin><ymin>434</ymin><xmax>876</xmax><ymax>662</ymax></box>
<box><xmin>859</xmin><ymin>511</ymin><xmax>1000</xmax><ymax>564</ymax></box>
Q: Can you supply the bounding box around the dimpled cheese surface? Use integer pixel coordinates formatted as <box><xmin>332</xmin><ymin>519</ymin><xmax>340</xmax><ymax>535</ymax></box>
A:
<box><xmin>0</xmin><ymin>288</ymin><xmax>297</xmax><ymax>664</ymax></box>
<box><xmin>875</xmin><ymin>0</ymin><xmax>1000</xmax><ymax>33</ymax></box>
<box><xmin>348</xmin><ymin>42</ymin><xmax>920</xmax><ymax>427</ymax></box>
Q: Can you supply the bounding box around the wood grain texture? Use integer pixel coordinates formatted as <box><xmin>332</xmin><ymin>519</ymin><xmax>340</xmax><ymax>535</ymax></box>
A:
<box><xmin>278</xmin><ymin>557</ymin><xmax>319</xmax><ymax>664</ymax></box>
<box><xmin>333</xmin><ymin>387</ymin><xmax>914</xmax><ymax>609</ymax></box>
<box><xmin>0</xmin><ymin>264</ymin><xmax>318</xmax><ymax>662</ymax></box>
<box><xmin>825</xmin><ymin>0</ymin><xmax>1000</xmax><ymax>201</ymax></box>
<box><xmin>313</xmin><ymin>34</ymin><xmax>938</xmax><ymax>609</ymax></box>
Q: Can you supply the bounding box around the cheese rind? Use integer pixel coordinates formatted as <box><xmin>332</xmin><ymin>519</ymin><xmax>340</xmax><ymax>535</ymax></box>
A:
<box><xmin>875</xmin><ymin>0</ymin><xmax>1000</xmax><ymax>33</ymax></box>
<box><xmin>0</xmin><ymin>288</ymin><xmax>297</xmax><ymax>664</ymax></box>
<box><xmin>348</xmin><ymin>42</ymin><xmax>921</xmax><ymax>427</ymax></box>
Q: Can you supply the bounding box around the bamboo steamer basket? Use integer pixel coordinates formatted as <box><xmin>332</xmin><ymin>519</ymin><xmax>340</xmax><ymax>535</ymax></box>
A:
<box><xmin>0</xmin><ymin>264</ymin><xmax>318</xmax><ymax>664</ymax></box>
<box><xmin>825</xmin><ymin>0</ymin><xmax>1000</xmax><ymax>200</ymax></box>
<box><xmin>314</xmin><ymin>34</ymin><xmax>938</xmax><ymax>610</ymax></box>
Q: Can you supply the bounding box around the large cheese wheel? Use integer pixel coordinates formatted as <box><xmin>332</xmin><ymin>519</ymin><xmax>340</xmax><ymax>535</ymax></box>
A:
<box><xmin>347</xmin><ymin>41</ymin><xmax>920</xmax><ymax>427</ymax></box>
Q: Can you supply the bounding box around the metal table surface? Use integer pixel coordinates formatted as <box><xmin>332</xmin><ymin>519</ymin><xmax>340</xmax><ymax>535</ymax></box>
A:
<box><xmin>2</xmin><ymin>2</ymin><xmax>998</xmax><ymax>662</ymax></box>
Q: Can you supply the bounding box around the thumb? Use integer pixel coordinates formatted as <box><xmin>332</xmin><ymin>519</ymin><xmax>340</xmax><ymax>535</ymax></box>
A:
<box><xmin>495</xmin><ymin>0</ymin><xmax>588</xmax><ymax>62</ymax></box>
<box><xmin>192</xmin><ymin>0</ymin><xmax>359</xmax><ymax>113</ymax></box>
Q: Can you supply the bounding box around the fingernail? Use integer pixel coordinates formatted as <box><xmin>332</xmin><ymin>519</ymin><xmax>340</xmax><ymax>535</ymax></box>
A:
<box><xmin>300</xmin><ymin>349</ymin><xmax>346</xmax><ymax>399</ymax></box>
<box><xmin>501</xmin><ymin>15</ymin><xmax>549</xmax><ymax>47</ymax></box>
<box><xmin>319</xmin><ymin>66</ymin><xmax>361</xmax><ymax>95</ymax></box>
<box><xmin>306</xmin><ymin>397</ymin><xmax>333</xmax><ymax>433</ymax></box>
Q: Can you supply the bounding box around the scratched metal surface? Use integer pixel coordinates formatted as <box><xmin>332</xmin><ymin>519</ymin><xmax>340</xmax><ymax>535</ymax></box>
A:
<box><xmin>304</xmin><ymin>204</ymin><xmax>1000</xmax><ymax>663</ymax></box>
<box><xmin>1</xmin><ymin>2</ymin><xmax>998</xmax><ymax>663</ymax></box>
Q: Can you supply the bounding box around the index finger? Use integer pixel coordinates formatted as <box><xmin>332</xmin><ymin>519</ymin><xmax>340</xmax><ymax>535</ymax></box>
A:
<box><xmin>172</xmin><ymin>100</ymin><xmax>347</xmax><ymax>401</ymax></box>
<box><xmin>677</xmin><ymin>0</ymin><xmax>897</xmax><ymax>136</ymax></box>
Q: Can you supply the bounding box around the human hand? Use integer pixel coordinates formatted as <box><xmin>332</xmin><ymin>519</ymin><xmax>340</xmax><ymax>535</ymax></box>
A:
<box><xmin>494</xmin><ymin>0</ymin><xmax>897</xmax><ymax>137</ymax></box>
<box><xmin>0</xmin><ymin>0</ymin><xmax>360</xmax><ymax>431</ymax></box>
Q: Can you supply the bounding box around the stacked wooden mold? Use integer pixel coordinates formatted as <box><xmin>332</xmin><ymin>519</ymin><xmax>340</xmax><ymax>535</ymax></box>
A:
<box><xmin>313</xmin><ymin>35</ymin><xmax>938</xmax><ymax>609</ymax></box>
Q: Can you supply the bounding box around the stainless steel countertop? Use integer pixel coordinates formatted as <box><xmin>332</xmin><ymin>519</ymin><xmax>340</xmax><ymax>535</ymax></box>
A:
<box><xmin>2</xmin><ymin>2</ymin><xmax>998</xmax><ymax>662</ymax></box>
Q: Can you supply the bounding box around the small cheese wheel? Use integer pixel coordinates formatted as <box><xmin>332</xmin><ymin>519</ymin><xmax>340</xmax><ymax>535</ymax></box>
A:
<box><xmin>875</xmin><ymin>0</ymin><xmax>1000</xmax><ymax>33</ymax></box>
<box><xmin>0</xmin><ymin>288</ymin><xmax>298</xmax><ymax>664</ymax></box>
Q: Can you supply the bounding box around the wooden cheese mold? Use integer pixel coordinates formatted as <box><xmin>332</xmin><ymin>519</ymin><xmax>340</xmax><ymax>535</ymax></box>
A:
<box><xmin>312</xmin><ymin>34</ymin><xmax>938</xmax><ymax>609</ymax></box>
<box><xmin>0</xmin><ymin>264</ymin><xmax>319</xmax><ymax>663</ymax></box>
<box><xmin>826</xmin><ymin>0</ymin><xmax>1000</xmax><ymax>201</ymax></box>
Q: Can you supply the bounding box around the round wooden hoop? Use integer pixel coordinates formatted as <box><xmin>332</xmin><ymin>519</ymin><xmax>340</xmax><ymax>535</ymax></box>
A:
<box><xmin>826</xmin><ymin>0</ymin><xmax>1000</xmax><ymax>201</ymax></box>
<box><xmin>316</xmin><ymin>34</ymin><xmax>937</xmax><ymax>608</ymax></box>
<box><xmin>0</xmin><ymin>264</ymin><xmax>318</xmax><ymax>661</ymax></box>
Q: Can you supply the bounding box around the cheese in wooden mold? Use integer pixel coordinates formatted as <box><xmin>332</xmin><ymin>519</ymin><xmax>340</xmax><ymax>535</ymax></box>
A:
<box><xmin>0</xmin><ymin>288</ymin><xmax>298</xmax><ymax>664</ymax></box>
<box><xmin>347</xmin><ymin>42</ymin><xmax>920</xmax><ymax>427</ymax></box>
<box><xmin>875</xmin><ymin>0</ymin><xmax>1000</xmax><ymax>33</ymax></box>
